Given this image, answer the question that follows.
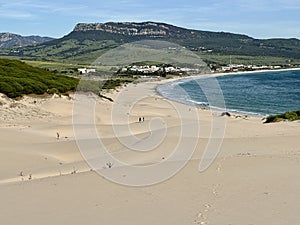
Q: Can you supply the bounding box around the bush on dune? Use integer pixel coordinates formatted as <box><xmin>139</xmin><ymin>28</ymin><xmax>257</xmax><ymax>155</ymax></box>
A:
<box><xmin>265</xmin><ymin>110</ymin><xmax>300</xmax><ymax>123</ymax></box>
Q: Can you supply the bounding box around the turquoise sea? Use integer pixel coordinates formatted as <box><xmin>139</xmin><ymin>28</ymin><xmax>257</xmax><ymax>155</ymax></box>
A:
<box><xmin>157</xmin><ymin>69</ymin><xmax>300</xmax><ymax>116</ymax></box>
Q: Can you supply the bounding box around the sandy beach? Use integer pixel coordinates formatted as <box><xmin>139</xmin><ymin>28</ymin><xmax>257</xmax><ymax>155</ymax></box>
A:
<box><xmin>0</xmin><ymin>75</ymin><xmax>300</xmax><ymax>225</ymax></box>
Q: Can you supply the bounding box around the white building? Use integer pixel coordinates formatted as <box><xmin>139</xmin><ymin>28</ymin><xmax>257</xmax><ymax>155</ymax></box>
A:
<box><xmin>78</xmin><ymin>68</ymin><xmax>96</xmax><ymax>74</ymax></box>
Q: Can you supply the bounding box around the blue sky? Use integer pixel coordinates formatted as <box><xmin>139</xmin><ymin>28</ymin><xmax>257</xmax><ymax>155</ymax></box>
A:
<box><xmin>0</xmin><ymin>0</ymin><xmax>299</xmax><ymax>39</ymax></box>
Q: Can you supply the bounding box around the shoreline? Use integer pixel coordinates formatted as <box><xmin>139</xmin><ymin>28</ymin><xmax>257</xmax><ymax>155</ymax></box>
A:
<box><xmin>154</xmin><ymin>66</ymin><xmax>300</xmax><ymax>85</ymax></box>
<box><xmin>207</xmin><ymin>66</ymin><xmax>300</xmax><ymax>78</ymax></box>
<box><xmin>153</xmin><ymin>67</ymin><xmax>300</xmax><ymax>117</ymax></box>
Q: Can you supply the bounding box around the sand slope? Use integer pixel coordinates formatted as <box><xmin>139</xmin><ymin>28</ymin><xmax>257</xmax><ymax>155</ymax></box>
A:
<box><xmin>0</xmin><ymin>81</ymin><xmax>299</xmax><ymax>225</ymax></box>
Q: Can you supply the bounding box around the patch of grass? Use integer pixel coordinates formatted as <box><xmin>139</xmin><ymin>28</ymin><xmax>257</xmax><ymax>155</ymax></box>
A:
<box><xmin>0</xmin><ymin>39</ymin><xmax>119</xmax><ymax>65</ymax></box>
<box><xmin>76</xmin><ymin>77</ymin><xmax>136</xmax><ymax>95</ymax></box>
<box><xmin>264</xmin><ymin>110</ymin><xmax>300</xmax><ymax>123</ymax></box>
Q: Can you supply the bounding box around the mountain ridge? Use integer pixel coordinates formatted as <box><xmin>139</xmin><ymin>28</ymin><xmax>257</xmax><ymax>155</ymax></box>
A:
<box><xmin>72</xmin><ymin>21</ymin><xmax>252</xmax><ymax>40</ymax></box>
<box><xmin>0</xmin><ymin>32</ymin><xmax>54</xmax><ymax>48</ymax></box>
<box><xmin>1</xmin><ymin>21</ymin><xmax>300</xmax><ymax>64</ymax></box>
<box><xmin>73</xmin><ymin>21</ymin><xmax>299</xmax><ymax>41</ymax></box>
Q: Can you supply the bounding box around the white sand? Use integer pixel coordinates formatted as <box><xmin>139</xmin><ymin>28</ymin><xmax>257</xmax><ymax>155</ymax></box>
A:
<box><xmin>0</xmin><ymin>77</ymin><xmax>300</xmax><ymax>225</ymax></box>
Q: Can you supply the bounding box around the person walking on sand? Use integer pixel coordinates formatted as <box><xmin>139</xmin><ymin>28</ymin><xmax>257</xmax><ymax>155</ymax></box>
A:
<box><xmin>139</xmin><ymin>117</ymin><xmax>141</xmax><ymax>123</ymax></box>
<box><xmin>56</xmin><ymin>132</ymin><xmax>60</xmax><ymax>140</ymax></box>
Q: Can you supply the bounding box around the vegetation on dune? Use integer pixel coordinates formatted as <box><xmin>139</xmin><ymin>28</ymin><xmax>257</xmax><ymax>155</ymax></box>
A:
<box><xmin>76</xmin><ymin>77</ymin><xmax>136</xmax><ymax>100</ymax></box>
<box><xmin>264</xmin><ymin>110</ymin><xmax>300</xmax><ymax>123</ymax></box>
<box><xmin>0</xmin><ymin>58</ymin><xmax>78</xmax><ymax>98</ymax></box>
<box><xmin>101</xmin><ymin>78</ymin><xmax>136</xmax><ymax>89</ymax></box>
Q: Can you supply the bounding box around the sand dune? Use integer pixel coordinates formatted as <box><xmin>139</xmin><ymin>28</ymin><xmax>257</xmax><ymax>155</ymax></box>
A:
<box><xmin>0</xmin><ymin>80</ymin><xmax>299</xmax><ymax>225</ymax></box>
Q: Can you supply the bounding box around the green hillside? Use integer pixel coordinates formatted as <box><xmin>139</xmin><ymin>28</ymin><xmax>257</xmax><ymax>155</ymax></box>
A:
<box><xmin>0</xmin><ymin>58</ymin><xmax>78</xmax><ymax>98</ymax></box>
<box><xmin>1</xmin><ymin>22</ymin><xmax>300</xmax><ymax>66</ymax></box>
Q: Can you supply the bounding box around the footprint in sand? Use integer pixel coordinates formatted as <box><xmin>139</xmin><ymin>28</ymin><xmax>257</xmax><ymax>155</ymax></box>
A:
<box><xmin>212</xmin><ymin>184</ymin><xmax>220</xmax><ymax>197</ymax></box>
<box><xmin>194</xmin><ymin>203</ymin><xmax>213</xmax><ymax>225</ymax></box>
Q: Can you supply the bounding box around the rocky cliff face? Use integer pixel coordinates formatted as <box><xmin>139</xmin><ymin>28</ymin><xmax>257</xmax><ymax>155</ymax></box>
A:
<box><xmin>73</xmin><ymin>22</ymin><xmax>174</xmax><ymax>37</ymax></box>
<box><xmin>72</xmin><ymin>21</ymin><xmax>248</xmax><ymax>40</ymax></box>
<box><xmin>0</xmin><ymin>33</ymin><xmax>54</xmax><ymax>48</ymax></box>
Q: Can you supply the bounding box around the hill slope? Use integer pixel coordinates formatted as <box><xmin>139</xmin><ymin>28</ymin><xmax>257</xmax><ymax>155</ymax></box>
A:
<box><xmin>1</xmin><ymin>22</ymin><xmax>300</xmax><ymax>64</ymax></box>
<box><xmin>0</xmin><ymin>59</ymin><xmax>78</xmax><ymax>98</ymax></box>
<box><xmin>0</xmin><ymin>33</ymin><xmax>54</xmax><ymax>48</ymax></box>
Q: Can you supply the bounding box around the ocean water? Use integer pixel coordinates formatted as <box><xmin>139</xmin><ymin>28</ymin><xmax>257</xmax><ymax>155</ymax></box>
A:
<box><xmin>157</xmin><ymin>69</ymin><xmax>300</xmax><ymax>116</ymax></box>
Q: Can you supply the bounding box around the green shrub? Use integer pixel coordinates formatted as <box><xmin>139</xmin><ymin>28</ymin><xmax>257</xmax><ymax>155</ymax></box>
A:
<box><xmin>47</xmin><ymin>88</ymin><xmax>59</xmax><ymax>95</ymax></box>
<box><xmin>0</xmin><ymin>82</ymin><xmax>17</xmax><ymax>98</ymax></box>
<box><xmin>265</xmin><ymin>110</ymin><xmax>300</xmax><ymax>123</ymax></box>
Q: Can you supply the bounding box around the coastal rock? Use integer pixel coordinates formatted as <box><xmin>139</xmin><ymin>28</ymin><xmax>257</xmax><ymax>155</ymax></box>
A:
<box><xmin>221</xmin><ymin>112</ymin><xmax>231</xmax><ymax>117</ymax></box>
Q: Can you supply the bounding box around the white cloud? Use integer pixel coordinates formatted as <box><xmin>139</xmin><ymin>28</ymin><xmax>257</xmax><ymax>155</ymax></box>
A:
<box><xmin>0</xmin><ymin>10</ymin><xmax>33</xmax><ymax>19</ymax></box>
<box><xmin>0</xmin><ymin>0</ymin><xmax>82</xmax><ymax>15</ymax></box>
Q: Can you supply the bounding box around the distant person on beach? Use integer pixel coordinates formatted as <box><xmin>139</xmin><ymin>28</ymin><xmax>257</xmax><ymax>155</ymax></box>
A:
<box><xmin>139</xmin><ymin>117</ymin><xmax>141</xmax><ymax>123</ymax></box>
<box><xmin>143</xmin><ymin>117</ymin><xmax>144</xmax><ymax>122</ymax></box>
<box><xmin>56</xmin><ymin>132</ymin><xmax>60</xmax><ymax>140</ymax></box>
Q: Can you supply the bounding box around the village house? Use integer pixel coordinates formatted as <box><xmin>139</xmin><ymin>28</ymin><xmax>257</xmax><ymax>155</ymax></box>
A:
<box><xmin>78</xmin><ymin>68</ymin><xmax>96</xmax><ymax>74</ymax></box>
